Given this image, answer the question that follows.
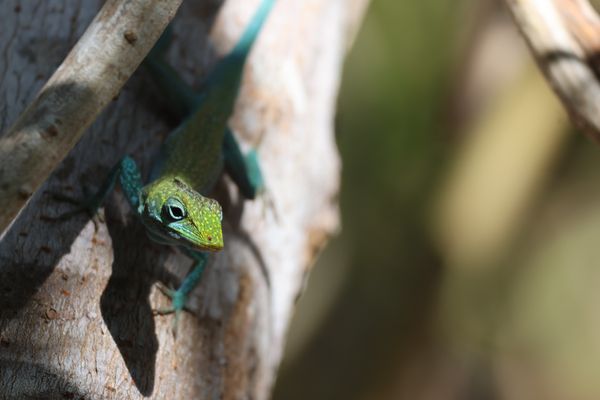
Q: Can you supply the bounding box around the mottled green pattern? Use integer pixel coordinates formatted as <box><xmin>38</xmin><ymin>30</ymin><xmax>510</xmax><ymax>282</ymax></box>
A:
<box><xmin>56</xmin><ymin>0</ymin><xmax>275</xmax><ymax>323</ymax></box>
<box><xmin>158</xmin><ymin>91</ymin><xmax>233</xmax><ymax>194</ymax></box>
<box><xmin>144</xmin><ymin>0</ymin><xmax>276</xmax><ymax>251</ymax></box>
<box><xmin>140</xmin><ymin>177</ymin><xmax>224</xmax><ymax>251</ymax></box>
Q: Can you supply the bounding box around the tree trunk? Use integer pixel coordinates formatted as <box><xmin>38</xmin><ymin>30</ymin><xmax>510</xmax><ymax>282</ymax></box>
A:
<box><xmin>0</xmin><ymin>0</ymin><xmax>368</xmax><ymax>398</ymax></box>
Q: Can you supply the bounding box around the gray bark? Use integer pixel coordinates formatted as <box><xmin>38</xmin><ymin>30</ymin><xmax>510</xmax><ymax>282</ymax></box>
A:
<box><xmin>0</xmin><ymin>0</ymin><xmax>183</xmax><ymax>234</ymax></box>
<box><xmin>0</xmin><ymin>0</ymin><xmax>367</xmax><ymax>398</ymax></box>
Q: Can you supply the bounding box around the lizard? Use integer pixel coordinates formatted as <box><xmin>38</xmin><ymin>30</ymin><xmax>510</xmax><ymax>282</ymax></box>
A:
<box><xmin>61</xmin><ymin>0</ymin><xmax>276</xmax><ymax>329</ymax></box>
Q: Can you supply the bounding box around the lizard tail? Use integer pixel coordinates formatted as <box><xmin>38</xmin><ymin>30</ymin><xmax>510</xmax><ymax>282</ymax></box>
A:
<box><xmin>229</xmin><ymin>0</ymin><xmax>276</xmax><ymax>60</ymax></box>
<box><xmin>201</xmin><ymin>0</ymin><xmax>276</xmax><ymax>93</ymax></box>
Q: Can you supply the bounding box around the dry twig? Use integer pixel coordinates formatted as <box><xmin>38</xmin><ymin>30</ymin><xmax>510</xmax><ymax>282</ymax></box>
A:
<box><xmin>505</xmin><ymin>0</ymin><xmax>600</xmax><ymax>141</ymax></box>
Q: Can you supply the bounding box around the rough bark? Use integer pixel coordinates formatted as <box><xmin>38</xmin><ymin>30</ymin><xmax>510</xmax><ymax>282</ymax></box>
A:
<box><xmin>0</xmin><ymin>0</ymin><xmax>183</xmax><ymax>235</ymax></box>
<box><xmin>0</xmin><ymin>0</ymin><xmax>367</xmax><ymax>398</ymax></box>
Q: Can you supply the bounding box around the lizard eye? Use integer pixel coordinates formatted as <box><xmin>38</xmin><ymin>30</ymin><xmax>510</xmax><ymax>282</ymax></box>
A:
<box><xmin>162</xmin><ymin>198</ymin><xmax>187</xmax><ymax>222</ymax></box>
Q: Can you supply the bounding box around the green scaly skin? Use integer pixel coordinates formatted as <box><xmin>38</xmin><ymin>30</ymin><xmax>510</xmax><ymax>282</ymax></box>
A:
<box><xmin>65</xmin><ymin>0</ymin><xmax>276</xmax><ymax>332</ymax></box>
<box><xmin>140</xmin><ymin>178</ymin><xmax>223</xmax><ymax>252</ymax></box>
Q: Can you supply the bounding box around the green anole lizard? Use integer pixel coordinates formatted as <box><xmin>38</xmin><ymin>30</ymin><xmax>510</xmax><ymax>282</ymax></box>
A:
<box><xmin>64</xmin><ymin>0</ymin><xmax>275</xmax><ymax>328</ymax></box>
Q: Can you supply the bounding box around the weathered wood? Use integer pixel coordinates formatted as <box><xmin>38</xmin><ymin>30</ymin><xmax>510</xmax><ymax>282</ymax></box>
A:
<box><xmin>0</xmin><ymin>0</ymin><xmax>367</xmax><ymax>398</ymax></box>
<box><xmin>0</xmin><ymin>0</ymin><xmax>183</xmax><ymax>235</ymax></box>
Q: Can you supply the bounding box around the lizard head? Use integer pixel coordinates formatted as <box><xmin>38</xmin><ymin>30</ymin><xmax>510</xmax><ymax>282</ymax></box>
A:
<box><xmin>139</xmin><ymin>177</ymin><xmax>224</xmax><ymax>251</ymax></box>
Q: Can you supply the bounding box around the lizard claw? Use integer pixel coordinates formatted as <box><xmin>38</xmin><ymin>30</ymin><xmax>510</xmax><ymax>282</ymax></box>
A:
<box><xmin>258</xmin><ymin>184</ymin><xmax>279</xmax><ymax>222</ymax></box>
<box><xmin>154</xmin><ymin>285</ymin><xmax>189</xmax><ymax>337</ymax></box>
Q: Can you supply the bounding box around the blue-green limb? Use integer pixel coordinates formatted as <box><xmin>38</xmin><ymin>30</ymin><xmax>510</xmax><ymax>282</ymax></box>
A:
<box><xmin>154</xmin><ymin>250</ymin><xmax>208</xmax><ymax>335</ymax></box>
<box><xmin>54</xmin><ymin>156</ymin><xmax>213</xmax><ymax>327</ymax></box>
<box><xmin>223</xmin><ymin>128</ymin><xmax>265</xmax><ymax>200</ymax></box>
<box><xmin>50</xmin><ymin>156</ymin><xmax>142</xmax><ymax>222</ymax></box>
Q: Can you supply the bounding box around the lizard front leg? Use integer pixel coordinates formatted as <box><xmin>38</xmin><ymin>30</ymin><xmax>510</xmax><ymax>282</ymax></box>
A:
<box><xmin>223</xmin><ymin>127</ymin><xmax>265</xmax><ymax>200</ymax></box>
<box><xmin>155</xmin><ymin>249</ymin><xmax>208</xmax><ymax>335</ymax></box>
<box><xmin>52</xmin><ymin>155</ymin><xmax>143</xmax><ymax>220</ymax></box>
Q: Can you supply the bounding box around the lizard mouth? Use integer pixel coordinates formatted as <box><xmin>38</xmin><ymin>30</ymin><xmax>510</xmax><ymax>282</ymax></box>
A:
<box><xmin>142</xmin><ymin>215</ymin><xmax>223</xmax><ymax>251</ymax></box>
<box><xmin>181</xmin><ymin>231</ymin><xmax>223</xmax><ymax>252</ymax></box>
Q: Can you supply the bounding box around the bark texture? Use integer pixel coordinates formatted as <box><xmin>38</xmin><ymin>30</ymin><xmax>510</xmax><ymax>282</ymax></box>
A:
<box><xmin>0</xmin><ymin>0</ymin><xmax>183</xmax><ymax>234</ymax></box>
<box><xmin>0</xmin><ymin>0</ymin><xmax>367</xmax><ymax>398</ymax></box>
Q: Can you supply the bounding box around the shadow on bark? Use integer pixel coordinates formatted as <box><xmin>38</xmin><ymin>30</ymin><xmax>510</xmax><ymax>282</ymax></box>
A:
<box><xmin>0</xmin><ymin>83</ymin><xmax>97</xmax><ymax>317</ymax></box>
<box><xmin>0</xmin><ymin>78</ymin><xmax>181</xmax><ymax>394</ymax></box>
<box><xmin>99</xmin><ymin>205</ymin><xmax>166</xmax><ymax>396</ymax></box>
<box><xmin>0</xmin><ymin>360</ymin><xmax>87</xmax><ymax>399</ymax></box>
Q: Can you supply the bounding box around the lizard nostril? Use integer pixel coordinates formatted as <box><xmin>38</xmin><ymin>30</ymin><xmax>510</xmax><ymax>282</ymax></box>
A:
<box><xmin>207</xmin><ymin>236</ymin><xmax>212</xmax><ymax>241</ymax></box>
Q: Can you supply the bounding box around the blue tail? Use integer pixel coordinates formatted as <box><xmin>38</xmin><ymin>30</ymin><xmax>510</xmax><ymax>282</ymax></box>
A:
<box><xmin>202</xmin><ymin>0</ymin><xmax>276</xmax><ymax>102</ymax></box>
<box><xmin>230</xmin><ymin>0</ymin><xmax>276</xmax><ymax>61</ymax></box>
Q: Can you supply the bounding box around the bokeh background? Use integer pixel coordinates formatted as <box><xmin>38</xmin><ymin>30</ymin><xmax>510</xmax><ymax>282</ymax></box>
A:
<box><xmin>273</xmin><ymin>0</ymin><xmax>600</xmax><ymax>399</ymax></box>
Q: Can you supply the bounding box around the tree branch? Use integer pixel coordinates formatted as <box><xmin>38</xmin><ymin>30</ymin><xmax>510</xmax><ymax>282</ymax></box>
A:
<box><xmin>0</xmin><ymin>0</ymin><xmax>182</xmax><ymax>236</ymax></box>
<box><xmin>505</xmin><ymin>0</ymin><xmax>600</xmax><ymax>142</ymax></box>
<box><xmin>0</xmin><ymin>0</ymin><xmax>368</xmax><ymax>398</ymax></box>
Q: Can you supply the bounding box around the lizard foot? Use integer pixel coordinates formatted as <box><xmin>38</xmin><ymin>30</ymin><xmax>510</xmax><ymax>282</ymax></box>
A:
<box><xmin>153</xmin><ymin>285</ymin><xmax>190</xmax><ymax>337</ymax></box>
<box><xmin>260</xmin><ymin>187</ymin><xmax>279</xmax><ymax>222</ymax></box>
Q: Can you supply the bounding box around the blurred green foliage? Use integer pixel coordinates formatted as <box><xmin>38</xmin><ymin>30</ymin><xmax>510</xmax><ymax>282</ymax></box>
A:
<box><xmin>274</xmin><ymin>0</ymin><xmax>472</xmax><ymax>399</ymax></box>
<box><xmin>275</xmin><ymin>0</ymin><xmax>600</xmax><ymax>398</ymax></box>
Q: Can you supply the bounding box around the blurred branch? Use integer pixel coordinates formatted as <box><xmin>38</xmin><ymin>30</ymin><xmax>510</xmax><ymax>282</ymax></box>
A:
<box><xmin>505</xmin><ymin>0</ymin><xmax>600</xmax><ymax>142</ymax></box>
<box><xmin>433</xmin><ymin>63</ymin><xmax>568</xmax><ymax>270</ymax></box>
<box><xmin>0</xmin><ymin>0</ymin><xmax>182</xmax><ymax>236</ymax></box>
